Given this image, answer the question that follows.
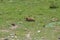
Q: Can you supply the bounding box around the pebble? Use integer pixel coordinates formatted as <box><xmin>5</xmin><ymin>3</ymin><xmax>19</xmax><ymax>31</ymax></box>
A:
<box><xmin>15</xmin><ymin>36</ymin><xmax>17</xmax><ymax>38</ymax></box>
<box><xmin>10</xmin><ymin>34</ymin><xmax>13</xmax><ymax>36</ymax></box>
<box><xmin>37</xmin><ymin>30</ymin><xmax>41</xmax><ymax>33</ymax></box>
<box><xmin>26</xmin><ymin>33</ymin><xmax>30</xmax><ymax>38</ymax></box>
<box><xmin>11</xmin><ymin>36</ymin><xmax>14</xmax><ymax>38</ymax></box>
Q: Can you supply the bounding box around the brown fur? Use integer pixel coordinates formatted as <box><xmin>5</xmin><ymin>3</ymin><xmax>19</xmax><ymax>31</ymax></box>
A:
<box><xmin>11</xmin><ymin>24</ymin><xmax>16</xmax><ymax>26</ymax></box>
<box><xmin>25</xmin><ymin>17</ymin><xmax>35</xmax><ymax>22</ymax></box>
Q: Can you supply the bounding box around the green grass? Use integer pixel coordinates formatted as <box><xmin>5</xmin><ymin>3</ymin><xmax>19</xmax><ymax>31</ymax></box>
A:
<box><xmin>0</xmin><ymin>0</ymin><xmax>60</xmax><ymax>40</ymax></box>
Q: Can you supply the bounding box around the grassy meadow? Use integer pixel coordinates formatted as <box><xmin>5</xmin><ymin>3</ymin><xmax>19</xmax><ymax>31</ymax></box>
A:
<box><xmin>0</xmin><ymin>0</ymin><xmax>60</xmax><ymax>40</ymax></box>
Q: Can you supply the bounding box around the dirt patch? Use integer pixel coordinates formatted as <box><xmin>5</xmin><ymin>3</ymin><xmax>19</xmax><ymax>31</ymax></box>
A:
<box><xmin>10</xmin><ymin>25</ymin><xmax>18</xmax><ymax>29</ymax></box>
<box><xmin>0</xmin><ymin>29</ymin><xmax>9</xmax><ymax>32</ymax></box>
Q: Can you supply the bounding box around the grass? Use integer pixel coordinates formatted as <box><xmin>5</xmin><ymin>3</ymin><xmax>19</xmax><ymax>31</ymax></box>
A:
<box><xmin>0</xmin><ymin>0</ymin><xmax>60</xmax><ymax>40</ymax></box>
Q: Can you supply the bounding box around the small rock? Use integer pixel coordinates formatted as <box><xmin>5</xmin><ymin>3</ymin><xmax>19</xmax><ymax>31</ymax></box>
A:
<box><xmin>26</xmin><ymin>33</ymin><xmax>30</xmax><ymax>38</ymax></box>
<box><xmin>26</xmin><ymin>32</ymin><xmax>31</xmax><ymax>38</ymax></box>
<box><xmin>10</xmin><ymin>34</ymin><xmax>14</xmax><ymax>36</ymax></box>
<box><xmin>11</xmin><ymin>36</ymin><xmax>14</xmax><ymax>38</ymax></box>
<box><xmin>37</xmin><ymin>30</ymin><xmax>41</xmax><ymax>33</ymax></box>
<box><xmin>10</xmin><ymin>34</ymin><xmax>15</xmax><ymax>37</ymax></box>
<box><xmin>15</xmin><ymin>36</ymin><xmax>17</xmax><ymax>38</ymax></box>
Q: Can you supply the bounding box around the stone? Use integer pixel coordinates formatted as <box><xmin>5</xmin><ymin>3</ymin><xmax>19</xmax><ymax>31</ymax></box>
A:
<box><xmin>37</xmin><ymin>30</ymin><xmax>41</xmax><ymax>33</ymax></box>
